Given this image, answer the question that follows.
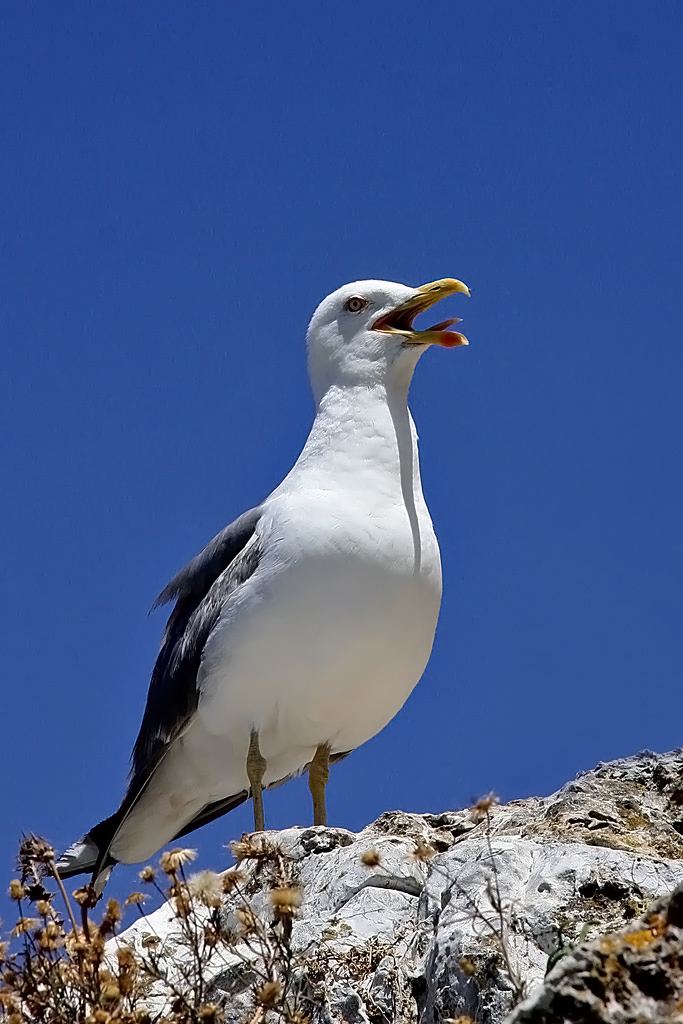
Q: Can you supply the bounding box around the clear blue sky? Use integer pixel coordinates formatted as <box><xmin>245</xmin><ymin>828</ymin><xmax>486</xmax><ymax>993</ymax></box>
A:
<box><xmin>2</xmin><ymin>2</ymin><xmax>682</xmax><ymax>911</ymax></box>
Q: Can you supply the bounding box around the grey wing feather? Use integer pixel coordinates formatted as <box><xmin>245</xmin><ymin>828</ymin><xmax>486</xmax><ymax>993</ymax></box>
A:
<box><xmin>59</xmin><ymin>505</ymin><xmax>264</xmax><ymax>887</ymax></box>
<box><xmin>153</xmin><ymin>506</ymin><xmax>263</xmax><ymax>608</ymax></box>
<box><xmin>132</xmin><ymin>504</ymin><xmax>263</xmax><ymax>778</ymax></box>
<box><xmin>89</xmin><ymin>506</ymin><xmax>262</xmax><ymax>877</ymax></box>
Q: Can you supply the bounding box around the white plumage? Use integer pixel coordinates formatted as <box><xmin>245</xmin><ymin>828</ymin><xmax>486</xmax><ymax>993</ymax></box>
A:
<box><xmin>57</xmin><ymin>277</ymin><xmax>469</xmax><ymax>885</ymax></box>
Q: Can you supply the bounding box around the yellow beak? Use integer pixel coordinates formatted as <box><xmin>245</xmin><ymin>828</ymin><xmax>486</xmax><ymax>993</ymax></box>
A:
<box><xmin>372</xmin><ymin>278</ymin><xmax>470</xmax><ymax>347</ymax></box>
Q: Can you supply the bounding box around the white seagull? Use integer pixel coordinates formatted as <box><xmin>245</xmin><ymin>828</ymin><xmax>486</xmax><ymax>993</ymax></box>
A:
<box><xmin>57</xmin><ymin>277</ymin><xmax>470</xmax><ymax>891</ymax></box>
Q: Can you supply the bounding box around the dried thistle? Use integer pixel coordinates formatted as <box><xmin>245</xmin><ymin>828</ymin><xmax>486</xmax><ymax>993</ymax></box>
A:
<box><xmin>100</xmin><ymin>982</ymin><xmax>121</xmax><ymax>1002</ymax></box>
<box><xmin>125</xmin><ymin>891</ymin><xmax>147</xmax><ymax>906</ymax></box>
<box><xmin>410</xmin><ymin>838</ymin><xmax>436</xmax><ymax>863</ymax></box>
<box><xmin>0</xmin><ymin>1000</ymin><xmax>20</xmax><ymax>1021</ymax></box>
<box><xmin>360</xmin><ymin>849</ymin><xmax>382</xmax><ymax>867</ymax></box>
<box><xmin>18</xmin><ymin>834</ymin><xmax>55</xmax><ymax>869</ymax></box>
<box><xmin>256</xmin><ymin>979</ymin><xmax>282</xmax><ymax>1006</ymax></box>
<box><xmin>174</xmin><ymin>891</ymin><xmax>192</xmax><ymax>918</ymax></box>
<box><xmin>100</xmin><ymin>898</ymin><xmax>122</xmax><ymax>936</ymax></box>
<box><xmin>65</xmin><ymin>934</ymin><xmax>89</xmax><ymax>955</ymax></box>
<box><xmin>72</xmin><ymin>885</ymin><xmax>96</xmax><ymax>907</ymax></box>
<box><xmin>8</xmin><ymin>881</ymin><xmax>24</xmax><ymax>901</ymax></box>
<box><xmin>269</xmin><ymin>886</ymin><xmax>301</xmax><ymax>918</ymax></box>
<box><xmin>470</xmin><ymin>792</ymin><xmax>499</xmax><ymax>823</ymax></box>
<box><xmin>23</xmin><ymin>882</ymin><xmax>53</xmax><ymax>903</ymax></box>
<box><xmin>230</xmin><ymin>838</ymin><xmax>256</xmax><ymax>861</ymax></box>
<box><xmin>106</xmin><ymin>898</ymin><xmax>122</xmax><ymax>922</ymax></box>
<box><xmin>160</xmin><ymin>848</ymin><xmax>197</xmax><ymax>874</ymax></box>
<box><xmin>2</xmin><ymin>832</ymin><xmax>321</xmax><ymax>1024</ymax></box>
<box><xmin>236</xmin><ymin>906</ymin><xmax>258</xmax><ymax>933</ymax></box>
<box><xmin>229</xmin><ymin>836</ymin><xmax>275</xmax><ymax>862</ymax></box>
<box><xmin>119</xmin><ymin>970</ymin><xmax>137</xmax><ymax>995</ymax></box>
<box><xmin>11</xmin><ymin>917</ymin><xmax>39</xmax><ymax>936</ymax></box>
<box><xmin>116</xmin><ymin>945</ymin><xmax>137</xmax><ymax>968</ymax></box>
<box><xmin>1</xmin><ymin>970</ymin><xmax>18</xmax><ymax>991</ymax></box>
<box><xmin>221</xmin><ymin>868</ymin><xmax>246</xmax><ymax>893</ymax></box>
<box><xmin>198</xmin><ymin>1003</ymin><xmax>223</xmax><ymax>1022</ymax></box>
<box><xmin>36</xmin><ymin>921</ymin><xmax>63</xmax><ymax>951</ymax></box>
<box><xmin>459</xmin><ymin>955</ymin><xmax>477</xmax><ymax>976</ymax></box>
<box><xmin>188</xmin><ymin>870</ymin><xmax>223</xmax><ymax>907</ymax></box>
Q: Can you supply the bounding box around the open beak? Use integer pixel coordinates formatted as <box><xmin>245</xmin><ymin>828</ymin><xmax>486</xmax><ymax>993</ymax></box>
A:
<box><xmin>372</xmin><ymin>278</ymin><xmax>470</xmax><ymax>347</ymax></box>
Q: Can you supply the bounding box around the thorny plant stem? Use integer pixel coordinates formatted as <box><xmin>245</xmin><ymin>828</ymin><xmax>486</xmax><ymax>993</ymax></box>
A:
<box><xmin>431</xmin><ymin>811</ymin><xmax>525</xmax><ymax>1006</ymax></box>
<box><xmin>47</xmin><ymin>859</ymin><xmax>79</xmax><ymax>938</ymax></box>
<box><xmin>48</xmin><ymin>856</ymin><xmax>90</xmax><ymax>982</ymax></box>
<box><xmin>145</xmin><ymin>947</ymin><xmax>206</xmax><ymax>1020</ymax></box>
<box><xmin>16</xmin><ymin>897</ymin><xmax>40</xmax><ymax>990</ymax></box>
<box><xmin>483</xmin><ymin>809</ymin><xmax>525</xmax><ymax>1000</ymax></box>
<box><xmin>6</xmin><ymin>838</ymin><xmax>321</xmax><ymax>1023</ymax></box>
<box><xmin>176</xmin><ymin>866</ymin><xmax>206</xmax><ymax>1006</ymax></box>
<box><xmin>80</xmin><ymin>901</ymin><xmax>91</xmax><ymax>943</ymax></box>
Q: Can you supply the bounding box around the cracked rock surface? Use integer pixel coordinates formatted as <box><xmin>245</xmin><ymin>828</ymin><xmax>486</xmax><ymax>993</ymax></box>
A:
<box><xmin>507</xmin><ymin>883</ymin><xmax>683</xmax><ymax>1024</ymax></box>
<box><xmin>113</xmin><ymin>748</ymin><xmax>683</xmax><ymax>1022</ymax></box>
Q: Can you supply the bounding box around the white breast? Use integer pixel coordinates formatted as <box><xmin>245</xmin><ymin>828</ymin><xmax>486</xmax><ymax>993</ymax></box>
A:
<box><xmin>111</xmin><ymin>375</ymin><xmax>445</xmax><ymax>864</ymax></box>
<box><xmin>197</xmin><ymin>381</ymin><xmax>442</xmax><ymax>786</ymax></box>
<box><xmin>200</xmin><ymin>502</ymin><xmax>440</xmax><ymax>751</ymax></box>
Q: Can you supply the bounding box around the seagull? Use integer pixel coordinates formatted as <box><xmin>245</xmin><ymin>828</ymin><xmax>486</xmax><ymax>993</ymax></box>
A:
<box><xmin>56</xmin><ymin>277</ymin><xmax>469</xmax><ymax>891</ymax></box>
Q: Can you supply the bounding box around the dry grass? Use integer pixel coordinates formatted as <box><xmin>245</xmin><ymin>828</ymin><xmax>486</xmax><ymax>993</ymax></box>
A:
<box><xmin>1</xmin><ymin>801</ymin><xmax>530</xmax><ymax>1022</ymax></box>
<box><xmin>0</xmin><ymin>834</ymin><xmax>313</xmax><ymax>1024</ymax></box>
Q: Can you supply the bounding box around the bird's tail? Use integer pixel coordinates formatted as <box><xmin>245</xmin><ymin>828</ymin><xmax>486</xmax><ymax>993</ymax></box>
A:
<box><xmin>55</xmin><ymin>814</ymin><xmax>119</xmax><ymax>894</ymax></box>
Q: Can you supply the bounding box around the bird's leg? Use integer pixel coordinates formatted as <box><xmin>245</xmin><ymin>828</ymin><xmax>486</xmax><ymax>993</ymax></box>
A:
<box><xmin>246</xmin><ymin>729</ymin><xmax>267</xmax><ymax>832</ymax></box>
<box><xmin>309</xmin><ymin>743</ymin><xmax>331</xmax><ymax>826</ymax></box>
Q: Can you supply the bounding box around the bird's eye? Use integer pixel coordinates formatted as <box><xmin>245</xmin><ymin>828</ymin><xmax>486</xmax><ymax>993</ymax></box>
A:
<box><xmin>344</xmin><ymin>296</ymin><xmax>368</xmax><ymax>314</ymax></box>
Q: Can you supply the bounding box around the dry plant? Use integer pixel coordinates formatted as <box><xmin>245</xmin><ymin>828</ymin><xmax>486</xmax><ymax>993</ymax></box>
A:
<box><xmin>0</xmin><ymin>833</ymin><xmax>314</xmax><ymax>1024</ymax></box>
<box><xmin>1</xmin><ymin>809</ymin><xmax>531</xmax><ymax>1021</ymax></box>
<box><xmin>432</xmin><ymin>795</ymin><xmax>528</xmax><ymax>1008</ymax></box>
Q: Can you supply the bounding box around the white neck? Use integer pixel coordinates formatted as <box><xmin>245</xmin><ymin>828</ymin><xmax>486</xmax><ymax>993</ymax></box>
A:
<box><xmin>281</xmin><ymin>376</ymin><xmax>424</xmax><ymax>516</ymax></box>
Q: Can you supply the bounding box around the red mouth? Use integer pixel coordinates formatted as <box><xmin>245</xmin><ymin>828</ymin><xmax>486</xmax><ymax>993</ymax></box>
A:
<box><xmin>372</xmin><ymin>279</ymin><xmax>469</xmax><ymax>347</ymax></box>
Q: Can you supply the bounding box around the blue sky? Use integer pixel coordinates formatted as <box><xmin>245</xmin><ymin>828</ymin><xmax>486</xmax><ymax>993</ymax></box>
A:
<box><xmin>1</xmin><ymin>1</ymin><xmax>682</xmax><ymax>911</ymax></box>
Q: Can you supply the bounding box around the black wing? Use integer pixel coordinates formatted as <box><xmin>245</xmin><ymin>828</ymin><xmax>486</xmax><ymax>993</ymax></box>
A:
<box><xmin>89</xmin><ymin>506</ymin><xmax>263</xmax><ymax>880</ymax></box>
<box><xmin>132</xmin><ymin>505</ymin><xmax>263</xmax><ymax>777</ymax></box>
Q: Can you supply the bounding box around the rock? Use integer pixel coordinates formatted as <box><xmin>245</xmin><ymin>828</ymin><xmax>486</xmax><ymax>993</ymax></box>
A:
<box><xmin>110</xmin><ymin>748</ymin><xmax>683</xmax><ymax>1022</ymax></box>
<box><xmin>507</xmin><ymin>884</ymin><xmax>683</xmax><ymax>1024</ymax></box>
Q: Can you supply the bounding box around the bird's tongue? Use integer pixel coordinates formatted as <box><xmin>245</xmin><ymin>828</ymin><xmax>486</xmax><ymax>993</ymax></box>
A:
<box><xmin>427</xmin><ymin>317</ymin><xmax>461</xmax><ymax>332</ymax></box>
<box><xmin>424</xmin><ymin>317</ymin><xmax>468</xmax><ymax>348</ymax></box>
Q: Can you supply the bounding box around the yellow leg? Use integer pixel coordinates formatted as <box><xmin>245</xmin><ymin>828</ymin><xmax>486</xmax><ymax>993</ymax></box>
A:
<box><xmin>246</xmin><ymin>729</ymin><xmax>267</xmax><ymax>832</ymax></box>
<box><xmin>309</xmin><ymin>743</ymin><xmax>331</xmax><ymax>826</ymax></box>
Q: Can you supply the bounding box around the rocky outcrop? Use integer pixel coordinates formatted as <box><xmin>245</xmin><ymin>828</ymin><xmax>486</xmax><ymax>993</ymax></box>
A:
<box><xmin>111</xmin><ymin>749</ymin><xmax>683</xmax><ymax>1022</ymax></box>
<box><xmin>507</xmin><ymin>883</ymin><xmax>683</xmax><ymax>1024</ymax></box>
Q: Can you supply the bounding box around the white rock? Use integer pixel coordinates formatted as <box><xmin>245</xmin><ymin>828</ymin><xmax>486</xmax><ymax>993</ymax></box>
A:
<box><xmin>108</xmin><ymin>748</ymin><xmax>683</xmax><ymax>1023</ymax></box>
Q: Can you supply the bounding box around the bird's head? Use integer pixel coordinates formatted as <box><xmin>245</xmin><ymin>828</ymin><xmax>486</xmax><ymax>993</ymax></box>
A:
<box><xmin>306</xmin><ymin>278</ymin><xmax>470</xmax><ymax>399</ymax></box>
